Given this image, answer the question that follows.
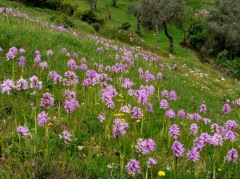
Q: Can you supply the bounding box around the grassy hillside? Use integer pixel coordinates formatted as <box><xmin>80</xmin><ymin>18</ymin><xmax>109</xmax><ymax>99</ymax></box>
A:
<box><xmin>0</xmin><ymin>0</ymin><xmax>239</xmax><ymax>178</ymax></box>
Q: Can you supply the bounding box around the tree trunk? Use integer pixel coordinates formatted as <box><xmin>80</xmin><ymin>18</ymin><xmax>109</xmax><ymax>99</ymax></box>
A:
<box><xmin>136</xmin><ymin>14</ymin><xmax>142</xmax><ymax>36</ymax></box>
<box><xmin>112</xmin><ymin>0</ymin><xmax>117</xmax><ymax>7</ymax></box>
<box><xmin>163</xmin><ymin>20</ymin><xmax>173</xmax><ymax>53</ymax></box>
<box><xmin>105</xmin><ymin>5</ymin><xmax>111</xmax><ymax>20</ymax></box>
<box><xmin>93</xmin><ymin>0</ymin><xmax>97</xmax><ymax>9</ymax></box>
<box><xmin>155</xmin><ymin>25</ymin><xmax>160</xmax><ymax>50</ymax></box>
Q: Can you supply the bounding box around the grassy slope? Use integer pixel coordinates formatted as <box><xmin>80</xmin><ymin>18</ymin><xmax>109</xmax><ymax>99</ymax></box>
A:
<box><xmin>0</xmin><ymin>0</ymin><xmax>239</xmax><ymax>178</ymax></box>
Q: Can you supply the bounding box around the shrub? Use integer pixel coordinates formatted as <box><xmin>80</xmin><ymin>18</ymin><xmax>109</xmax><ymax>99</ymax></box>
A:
<box><xmin>74</xmin><ymin>7</ymin><xmax>89</xmax><ymax>18</ymax></box>
<box><xmin>50</xmin><ymin>15</ymin><xmax>74</xmax><ymax>28</ymax></box>
<box><xmin>81</xmin><ymin>11</ymin><xmax>104</xmax><ymax>25</ymax></box>
<box><xmin>189</xmin><ymin>34</ymin><xmax>206</xmax><ymax>50</ymax></box>
<box><xmin>59</xmin><ymin>1</ymin><xmax>78</xmax><ymax>16</ymax></box>
<box><xmin>92</xmin><ymin>23</ymin><xmax>100</xmax><ymax>32</ymax></box>
<box><xmin>81</xmin><ymin>10</ymin><xmax>97</xmax><ymax>24</ymax></box>
<box><xmin>120</xmin><ymin>22</ymin><xmax>131</xmax><ymax>30</ymax></box>
<box><xmin>12</xmin><ymin>0</ymin><xmax>61</xmax><ymax>10</ymax></box>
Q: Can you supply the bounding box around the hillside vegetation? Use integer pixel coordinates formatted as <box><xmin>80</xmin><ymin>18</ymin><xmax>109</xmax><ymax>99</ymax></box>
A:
<box><xmin>0</xmin><ymin>0</ymin><xmax>239</xmax><ymax>178</ymax></box>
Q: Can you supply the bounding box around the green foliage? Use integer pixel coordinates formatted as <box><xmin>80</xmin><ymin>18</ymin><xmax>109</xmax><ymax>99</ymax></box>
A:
<box><xmin>11</xmin><ymin>0</ymin><xmax>61</xmax><ymax>10</ymax></box>
<box><xmin>215</xmin><ymin>50</ymin><xmax>240</xmax><ymax>78</ymax></box>
<box><xmin>204</xmin><ymin>0</ymin><xmax>240</xmax><ymax>58</ymax></box>
<box><xmin>59</xmin><ymin>0</ymin><xmax>78</xmax><ymax>16</ymax></box>
<box><xmin>50</xmin><ymin>15</ymin><xmax>74</xmax><ymax>28</ymax></box>
<box><xmin>74</xmin><ymin>7</ymin><xmax>89</xmax><ymax>18</ymax></box>
<box><xmin>189</xmin><ymin>34</ymin><xmax>206</xmax><ymax>50</ymax></box>
<box><xmin>92</xmin><ymin>22</ymin><xmax>100</xmax><ymax>31</ymax></box>
<box><xmin>81</xmin><ymin>10</ymin><xmax>104</xmax><ymax>25</ymax></box>
<box><xmin>120</xmin><ymin>22</ymin><xmax>131</xmax><ymax>30</ymax></box>
<box><xmin>215</xmin><ymin>50</ymin><xmax>229</xmax><ymax>66</ymax></box>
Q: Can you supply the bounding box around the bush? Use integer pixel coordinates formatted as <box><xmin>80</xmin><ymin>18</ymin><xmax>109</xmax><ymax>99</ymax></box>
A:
<box><xmin>189</xmin><ymin>34</ymin><xmax>206</xmax><ymax>50</ymax></box>
<box><xmin>81</xmin><ymin>11</ymin><xmax>104</xmax><ymax>25</ymax></box>
<box><xmin>74</xmin><ymin>7</ymin><xmax>89</xmax><ymax>18</ymax></box>
<box><xmin>50</xmin><ymin>15</ymin><xmax>74</xmax><ymax>28</ymax></box>
<box><xmin>81</xmin><ymin>10</ymin><xmax>97</xmax><ymax>24</ymax></box>
<box><xmin>92</xmin><ymin>23</ymin><xmax>100</xmax><ymax>32</ymax></box>
<box><xmin>120</xmin><ymin>22</ymin><xmax>131</xmax><ymax>30</ymax></box>
<box><xmin>215</xmin><ymin>50</ymin><xmax>229</xmax><ymax>66</ymax></box>
<box><xmin>59</xmin><ymin>1</ymin><xmax>78</xmax><ymax>16</ymax></box>
<box><xmin>12</xmin><ymin>0</ymin><xmax>61</xmax><ymax>10</ymax></box>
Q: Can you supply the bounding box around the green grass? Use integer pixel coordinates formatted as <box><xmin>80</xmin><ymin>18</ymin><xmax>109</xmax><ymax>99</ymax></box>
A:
<box><xmin>0</xmin><ymin>0</ymin><xmax>239</xmax><ymax>178</ymax></box>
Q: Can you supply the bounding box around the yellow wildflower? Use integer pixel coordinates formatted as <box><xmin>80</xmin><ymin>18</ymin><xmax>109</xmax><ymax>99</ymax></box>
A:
<box><xmin>158</xmin><ymin>171</ymin><xmax>166</xmax><ymax>177</ymax></box>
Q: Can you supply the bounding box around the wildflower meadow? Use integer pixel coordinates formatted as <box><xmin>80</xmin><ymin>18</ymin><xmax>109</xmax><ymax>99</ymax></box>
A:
<box><xmin>0</xmin><ymin>3</ymin><xmax>239</xmax><ymax>179</ymax></box>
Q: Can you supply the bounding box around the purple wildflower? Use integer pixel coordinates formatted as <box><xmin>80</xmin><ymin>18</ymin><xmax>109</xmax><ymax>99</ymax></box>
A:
<box><xmin>34</xmin><ymin>54</ymin><xmax>41</xmax><ymax>63</ymax></box>
<box><xmin>192</xmin><ymin>113</ymin><xmax>202</xmax><ymax>122</ymax></box>
<box><xmin>59</xmin><ymin>129</ymin><xmax>72</xmax><ymax>143</ymax></box>
<box><xmin>120</xmin><ymin>104</ymin><xmax>132</xmax><ymax>114</ymax></box>
<box><xmin>135</xmin><ymin>138</ymin><xmax>156</xmax><ymax>155</ymax></box>
<box><xmin>67</xmin><ymin>59</ymin><xmax>78</xmax><ymax>70</ymax></box>
<box><xmin>73</xmin><ymin>52</ymin><xmax>78</xmax><ymax>59</ymax></box>
<box><xmin>1</xmin><ymin>79</ymin><xmax>15</xmax><ymax>94</ymax></box>
<box><xmin>171</xmin><ymin>141</ymin><xmax>185</xmax><ymax>157</ymax></box>
<box><xmin>157</xmin><ymin>73</ymin><xmax>162</xmax><ymax>80</ymax></box>
<box><xmin>29</xmin><ymin>76</ymin><xmax>42</xmax><ymax>90</ymax></box>
<box><xmin>38</xmin><ymin>61</ymin><xmax>48</xmax><ymax>69</ymax></box>
<box><xmin>162</xmin><ymin>90</ymin><xmax>169</xmax><ymax>98</ymax></box>
<box><xmin>63</xmin><ymin>99</ymin><xmax>79</xmax><ymax>113</ymax></box>
<box><xmin>169</xmin><ymin>91</ymin><xmax>177</xmax><ymax>101</ymax></box>
<box><xmin>98</xmin><ymin>114</ymin><xmax>105</xmax><ymax>122</ymax></box>
<box><xmin>146</xmin><ymin>103</ymin><xmax>153</xmax><ymax>113</ymax></box>
<box><xmin>18</xmin><ymin>56</ymin><xmax>26</xmax><ymax>67</ymax></box>
<box><xmin>165</xmin><ymin>109</ymin><xmax>176</xmax><ymax>119</ymax></box>
<box><xmin>194</xmin><ymin>133</ymin><xmax>211</xmax><ymax>151</ymax></box>
<box><xmin>224</xmin><ymin>120</ymin><xmax>238</xmax><ymax>130</ymax></box>
<box><xmin>64</xmin><ymin>90</ymin><xmax>76</xmax><ymax>100</ymax></box>
<box><xmin>224</xmin><ymin>130</ymin><xmax>235</xmax><ymax>142</ymax></box>
<box><xmin>199</xmin><ymin>104</ymin><xmax>207</xmax><ymax>113</ymax></box>
<box><xmin>145</xmin><ymin>73</ymin><xmax>155</xmax><ymax>83</ymax></box>
<box><xmin>210</xmin><ymin>133</ymin><xmax>223</xmax><ymax>146</ymax></box>
<box><xmin>169</xmin><ymin>124</ymin><xmax>180</xmax><ymax>139</ymax></box>
<box><xmin>40</xmin><ymin>92</ymin><xmax>54</xmax><ymax>109</ymax></box>
<box><xmin>47</xmin><ymin>50</ymin><xmax>53</xmax><ymax>56</ymax></box>
<box><xmin>121</xmin><ymin>78</ymin><xmax>134</xmax><ymax>89</ymax></box>
<box><xmin>63</xmin><ymin>71</ymin><xmax>79</xmax><ymax>86</ymax></box>
<box><xmin>62</xmin><ymin>48</ymin><xmax>67</xmax><ymax>54</ymax></box>
<box><xmin>226</xmin><ymin>149</ymin><xmax>238</xmax><ymax>163</ymax></box>
<box><xmin>19</xmin><ymin>48</ymin><xmax>26</xmax><ymax>53</ymax></box>
<box><xmin>15</xmin><ymin>78</ymin><xmax>28</xmax><ymax>90</ymax></box>
<box><xmin>112</xmin><ymin>118</ymin><xmax>129</xmax><ymax>138</ymax></box>
<box><xmin>211</xmin><ymin>123</ymin><xmax>219</xmax><ymax>132</ymax></box>
<box><xmin>186</xmin><ymin>148</ymin><xmax>200</xmax><ymax>162</ymax></box>
<box><xmin>178</xmin><ymin>109</ymin><xmax>186</xmax><ymax>118</ymax></box>
<box><xmin>126</xmin><ymin>159</ymin><xmax>141</xmax><ymax>176</ymax></box>
<box><xmin>190</xmin><ymin>123</ymin><xmax>198</xmax><ymax>135</ymax></box>
<box><xmin>222</xmin><ymin>103</ymin><xmax>231</xmax><ymax>114</ymax></box>
<box><xmin>17</xmin><ymin>126</ymin><xmax>30</xmax><ymax>137</ymax></box>
<box><xmin>101</xmin><ymin>85</ymin><xmax>118</xmax><ymax>108</ymax></box>
<box><xmin>80</xmin><ymin>63</ymin><xmax>88</xmax><ymax>70</ymax></box>
<box><xmin>160</xmin><ymin>99</ymin><xmax>169</xmax><ymax>109</ymax></box>
<box><xmin>202</xmin><ymin>118</ymin><xmax>211</xmax><ymax>124</ymax></box>
<box><xmin>37</xmin><ymin>111</ymin><xmax>49</xmax><ymax>126</ymax></box>
<box><xmin>134</xmin><ymin>85</ymin><xmax>155</xmax><ymax>104</ymax></box>
<box><xmin>49</xmin><ymin>71</ymin><xmax>62</xmax><ymax>84</ymax></box>
<box><xmin>132</xmin><ymin>107</ymin><xmax>143</xmax><ymax>119</ymax></box>
<box><xmin>147</xmin><ymin>158</ymin><xmax>158</xmax><ymax>168</ymax></box>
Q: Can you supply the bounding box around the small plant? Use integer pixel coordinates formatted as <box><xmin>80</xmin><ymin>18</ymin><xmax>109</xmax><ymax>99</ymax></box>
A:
<box><xmin>120</xmin><ymin>22</ymin><xmax>131</xmax><ymax>30</ymax></box>
<box><xmin>92</xmin><ymin>22</ymin><xmax>100</xmax><ymax>32</ymax></box>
